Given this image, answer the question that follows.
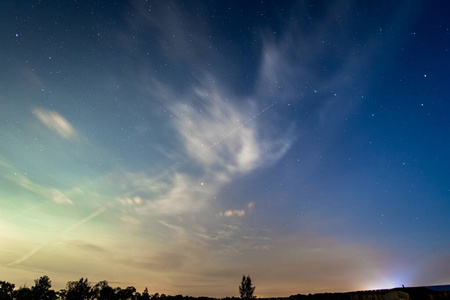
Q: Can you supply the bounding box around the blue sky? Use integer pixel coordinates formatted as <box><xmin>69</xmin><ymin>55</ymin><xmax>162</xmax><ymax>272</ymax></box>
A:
<box><xmin>1</xmin><ymin>1</ymin><xmax>449</xmax><ymax>297</ymax></box>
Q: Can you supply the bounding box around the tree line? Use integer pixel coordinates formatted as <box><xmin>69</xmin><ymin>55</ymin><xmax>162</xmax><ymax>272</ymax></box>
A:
<box><xmin>0</xmin><ymin>276</ymin><xmax>151</xmax><ymax>300</ymax></box>
<box><xmin>0</xmin><ymin>275</ymin><xmax>256</xmax><ymax>300</ymax></box>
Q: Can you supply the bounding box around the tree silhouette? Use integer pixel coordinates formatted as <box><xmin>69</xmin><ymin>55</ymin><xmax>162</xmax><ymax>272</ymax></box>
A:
<box><xmin>13</xmin><ymin>286</ymin><xmax>33</xmax><ymax>300</ymax></box>
<box><xmin>92</xmin><ymin>280</ymin><xmax>115</xmax><ymax>300</ymax></box>
<box><xmin>0</xmin><ymin>281</ymin><xmax>15</xmax><ymax>300</ymax></box>
<box><xmin>61</xmin><ymin>278</ymin><xmax>93</xmax><ymax>300</ymax></box>
<box><xmin>114</xmin><ymin>286</ymin><xmax>136</xmax><ymax>300</ymax></box>
<box><xmin>31</xmin><ymin>275</ymin><xmax>57</xmax><ymax>300</ymax></box>
<box><xmin>239</xmin><ymin>275</ymin><xmax>255</xmax><ymax>299</ymax></box>
<box><xmin>138</xmin><ymin>287</ymin><xmax>150</xmax><ymax>300</ymax></box>
<box><xmin>13</xmin><ymin>286</ymin><xmax>32</xmax><ymax>300</ymax></box>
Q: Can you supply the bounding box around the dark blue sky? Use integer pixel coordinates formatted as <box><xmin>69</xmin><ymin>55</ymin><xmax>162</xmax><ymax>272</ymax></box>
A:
<box><xmin>1</xmin><ymin>0</ymin><xmax>449</xmax><ymax>297</ymax></box>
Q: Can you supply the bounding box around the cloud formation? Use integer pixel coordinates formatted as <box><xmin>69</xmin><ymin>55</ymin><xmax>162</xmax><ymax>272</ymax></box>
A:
<box><xmin>220</xmin><ymin>210</ymin><xmax>245</xmax><ymax>217</ymax></box>
<box><xmin>51</xmin><ymin>189</ymin><xmax>74</xmax><ymax>205</ymax></box>
<box><xmin>33</xmin><ymin>108</ymin><xmax>76</xmax><ymax>139</ymax></box>
<box><xmin>1</xmin><ymin>164</ymin><xmax>74</xmax><ymax>206</ymax></box>
<box><xmin>171</xmin><ymin>88</ymin><xmax>261</xmax><ymax>174</ymax></box>
<box><xmin>220</xmin><ymin>202</ymin><xmax>255</xmax><ymax>218</ymax></box>
<box><xmin>110</xmin><ymin>81</ymin><xmax>292</xmax><ymax>218</ymax></box>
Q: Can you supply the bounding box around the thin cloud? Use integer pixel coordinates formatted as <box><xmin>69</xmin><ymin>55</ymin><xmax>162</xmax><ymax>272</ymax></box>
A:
<box><xmin>170</xmin><ymin>85</ymin><xmax>291</xmax><ymax>175</ymax></box>
<box><xmin>170</xmin><ymin>88</ymin><xmax>261</xmax><ymax>174</ymax></box>
<box><xmin>1</xmin><ymin>167</ymin><xmax>74</xmax><ymax>206</ymax></box>
<box><xmin>33</xmin><ymin>108</ymin><xmax>76</xmax><ymax>139</ymax></box>
<box><xmin>220</xmin><ymin>210</ymin><xmax>245</xmax><ymax>217</ymax></box>
<box><xmin>117</xmin><ymin>196</ymin><xmax>143</xmax><ymax>206</ymax></box>
<box><xmin>51</xmin><ymin>189</ymin><xmax>73</xmax><ymax>205</ymax></box>
<box><xmin>220</xmin><ymin>202</ymin><xmax>255</xmax><ymax>218</ymax></box>
<box><xmin>112</xmin><ymin>82</ymin><xmax>292</xmax><ymax>218</ymax></box>
<box><xmin>143</xmin><ymin>173</ymin><xmax>213</xmax><ymax>216</ymax></box>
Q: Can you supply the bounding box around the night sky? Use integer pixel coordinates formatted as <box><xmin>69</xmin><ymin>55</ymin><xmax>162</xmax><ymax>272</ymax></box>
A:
<box><xmin>1</xmin><ymin>1</ymin><xmax>450</xmax><ymax>297</ymax></box>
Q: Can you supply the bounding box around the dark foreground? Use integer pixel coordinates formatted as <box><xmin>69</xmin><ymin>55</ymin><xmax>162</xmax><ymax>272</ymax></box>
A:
<box><xmin>280</xmin><ymin>285</ymin><xmax>450</xmax><ymax>300</ymax></box>
<box><xmin>1</xmin><ymin>276</ymin><xmax>449</xmax><ymax>300</ymax></box>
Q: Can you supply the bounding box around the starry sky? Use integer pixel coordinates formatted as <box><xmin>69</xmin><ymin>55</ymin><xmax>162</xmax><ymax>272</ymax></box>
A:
<box><xmin>1</xmin><ymin>0</ymin><xmax>450</xmax><ymax>297</ymax></box>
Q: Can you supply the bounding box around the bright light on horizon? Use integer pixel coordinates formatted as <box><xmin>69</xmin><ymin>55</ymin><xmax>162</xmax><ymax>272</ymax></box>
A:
<box><xmin>362</xmin><ymin>272</ymin><xmax>412</xmax><ymax>291</ymax></box>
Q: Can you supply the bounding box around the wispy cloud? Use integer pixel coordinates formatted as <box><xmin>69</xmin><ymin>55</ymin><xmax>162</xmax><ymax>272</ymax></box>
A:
<box><xmin>51</xmin><ymin>189</ymin><xmax>74</xmax><ymax>205</ymax></box>
<box><xmin>101</xmin><ymin>76</ymin><xmax>292</xmax><ymax>219</ymax></box>
<box><xmin>118</xmin><ymin>196</ymin><xmax>143</xmax><ymax>206</ymax></box>
<box><xmin>123</xmin><ymin>84</ymin><xmax>292</xmax><ymax>217</ymax></box>
<box><xmin>220</xmin><ymin>202</ymin><xmax>255</xmax><ymax>218</ymax></box>
<box><xmin>143</xmin><ymin>173</ymin><xmax>215</xmax><ymax>216</ymax></box>
<box><xmin>170</xmin><ymin>87</ymin><xmax>283</xmax><ymax>174</ymax></box>
<box><xmin>1</xmin><ymin>165</ymin><xmax>74</xmax><ymax>206</ymax></box>
<box><xmin>33</xmin><ymin>108</ymin><xmax>77</xmax><ymax>139</ymax></box>
<box><xmin>220</xmin><ymin>210</ymin><xmax>245</xmax><ymax>217</ymax></box>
